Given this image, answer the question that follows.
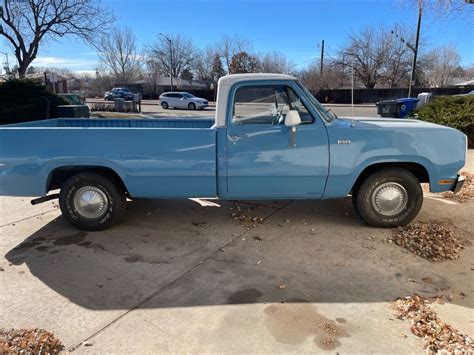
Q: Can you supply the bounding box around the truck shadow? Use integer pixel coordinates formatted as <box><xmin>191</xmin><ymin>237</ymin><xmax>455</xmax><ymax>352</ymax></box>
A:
<box><xmin>4</xmin><ymin>198</ymin><xmax>473</xmax><ymax>311</ymax></box>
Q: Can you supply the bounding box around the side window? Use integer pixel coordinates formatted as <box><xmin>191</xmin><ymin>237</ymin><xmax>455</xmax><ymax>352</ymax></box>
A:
<box><xmin>232</xmin><ymin>85</ymin><xmax>314</xmax><ymax>125</ymax></box>
<box><xmin>287</xmin><ymin>87</ymin><xmax>314</xmax><ymax>124</ymax></box>
<box><xmin>233</xmin><ymin>86</ymin><xmax>289</xmax><ymax>125</ymax></box>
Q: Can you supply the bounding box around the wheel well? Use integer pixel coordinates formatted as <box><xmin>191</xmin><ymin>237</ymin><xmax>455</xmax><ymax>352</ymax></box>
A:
<box><xmin>351</xmin><ymin>162</ymin><xmax>429</xmax><ymax>193</ymax></box>
<box><xmin>47</xmin><ymin>166</ymin><xmax>128</xmax><ymax>194</ymax></box>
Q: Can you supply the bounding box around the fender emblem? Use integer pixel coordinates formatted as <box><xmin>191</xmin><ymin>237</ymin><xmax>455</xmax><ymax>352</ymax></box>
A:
<box><xmin>337</xmin><ymin>140</ymin><xmax>351</xmax><ymax>144</ymax></box>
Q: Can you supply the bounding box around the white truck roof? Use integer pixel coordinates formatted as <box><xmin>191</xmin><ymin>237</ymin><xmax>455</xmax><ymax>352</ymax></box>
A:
<box><xmin>215</xmin><ymin>73</ymin><xmax>297</xmax><ymax>127</ymax></box>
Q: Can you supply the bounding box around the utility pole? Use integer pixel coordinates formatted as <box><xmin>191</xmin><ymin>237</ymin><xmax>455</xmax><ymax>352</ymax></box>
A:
<box><xmin>409</xmin><ymin>4</ymin><xmax>422</xmax><ymax>97</ymax></box>
<box><xmin>390</xmin><ymin>2</ymin><xmax>422</xmax><ymax>98</ymax></box>
<box><xmin>159</xmin><ymin>33</ymin><xmax>173</xmax><ymax>92</ymax></box>
<box><xmin>320</xmin><ymin>40</ymin><xmax>325</xmax><ymax>75</ymax></box>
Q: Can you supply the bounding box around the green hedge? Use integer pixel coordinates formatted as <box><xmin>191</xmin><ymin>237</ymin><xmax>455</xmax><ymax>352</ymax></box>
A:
<box><xmin>414</xmin><ymin>95</ymin><xmax>474</xmax><ymax>148</ymax></box>
<box><xmin>0</xmin><ymin>79</ymin><xmax>69</xmax><ymax>125</ymax></box>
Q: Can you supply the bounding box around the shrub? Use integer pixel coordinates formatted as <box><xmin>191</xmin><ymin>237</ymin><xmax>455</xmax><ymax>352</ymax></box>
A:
<box><xmin>0</xmin><ymin>79</ymin><xmax>69</xmax><ymax>125</ymax></box>
<box><xmin>414</xmin><ymin>95</ymin><xmax>474</xmax><ymax>148</ymax></box>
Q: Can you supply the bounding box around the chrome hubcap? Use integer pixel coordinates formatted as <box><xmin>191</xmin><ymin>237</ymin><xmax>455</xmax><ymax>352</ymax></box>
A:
<box><xmin>371</xmin><ymin>182</ymin><xmax>408</xmax><ymax>216</ymax></box>
<box><xmin>73</xmin><ymin>186</ymin><xmax>109</xmax><ymax>219</ymax></box>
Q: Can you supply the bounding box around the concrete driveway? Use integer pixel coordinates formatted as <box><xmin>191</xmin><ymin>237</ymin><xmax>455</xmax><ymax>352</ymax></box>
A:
<box><xmin>1</xmin><ymin>161</ymin><xmax>473</xmax><ymax>353</ymax></box>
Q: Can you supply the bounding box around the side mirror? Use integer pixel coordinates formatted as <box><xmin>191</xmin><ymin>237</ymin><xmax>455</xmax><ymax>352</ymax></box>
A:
<box><xmin>285</xmin><ymin>110</ymin><xmax>301</xmax><ymax>127</ymax></box>
<box><xmin>285</xmin><ymin>110</ymin><xmax>301</xmax><ymax>148</ymax></box>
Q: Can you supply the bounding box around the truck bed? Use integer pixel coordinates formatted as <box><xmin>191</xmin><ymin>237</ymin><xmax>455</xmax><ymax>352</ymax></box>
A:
<box><xmin>8</xmin><ymin>118</ymin><xmax>215</xmax><ymax>129</ymax></box>
<box><xmin>0</xmin><ymin>118</ymin><xmax>217</xmax><ymax>198</ymax></box>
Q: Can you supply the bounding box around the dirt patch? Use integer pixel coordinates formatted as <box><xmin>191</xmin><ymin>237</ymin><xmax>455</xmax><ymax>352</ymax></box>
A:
<box><xmin>0</xmin><ymin>328</ymin><xmax>63</xmax><ymax>354</ymax></box>
<box><xmin>263</xmin><ymin>303</ymin><xmax>348</xmax><ymax>350</ymax></box>
<box><xmin>441</xmin><ymin>172</ymin><xmax>474</xmax><ymax>203</ymax></box>
<box><xmin>392</xmin><ymin>295</ymin><xmax>474</xmax><ymax>353</ymax></box>
<box><xmin>390</xmin><ymin>221</ymin><xmax>470</xmax><ymax>262</ymax></box>
<box><xmin>230</xmin><ymin>202</ymin><xmax>264</xmax><ymax>227</ymax></box>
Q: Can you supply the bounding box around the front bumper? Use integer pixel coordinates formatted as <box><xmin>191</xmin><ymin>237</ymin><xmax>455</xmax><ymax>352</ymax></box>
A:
<box><xmin>451</xmin><ymin>174</ymin><xmax>465</xmax><ymax>194</ymax></box>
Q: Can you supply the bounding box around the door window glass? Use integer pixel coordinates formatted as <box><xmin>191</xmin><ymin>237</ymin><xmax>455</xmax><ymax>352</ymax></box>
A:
<box><xmin>233</xmin><ymin>85</ymin><xmax>314</xmax><ymax>125</ymax></box>
<box><xmin>287</xmin><ymin>87</ymin><xmax>314</xmax><ymax>124</ymax></box>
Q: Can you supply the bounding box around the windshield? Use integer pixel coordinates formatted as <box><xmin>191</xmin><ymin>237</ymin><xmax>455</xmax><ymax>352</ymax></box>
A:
<box><xmin>296</xmin><ymin>81</ymin><xmax>337</xmax><ymax>122</ymax></box>
<box><xmin>182</xmin><ymin>93</ymin><xmax>194</xmax><ymax>98</ymax></box>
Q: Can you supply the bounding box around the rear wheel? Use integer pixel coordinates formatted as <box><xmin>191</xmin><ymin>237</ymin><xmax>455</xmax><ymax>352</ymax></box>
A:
<box><xmin>59</xmin><ymin>173</ymin><xmax>126</xmax><ymax>231</ymax></box>
<box><xmin>353</xmin><ymin>168</ymin><xmax>423</xmax><ymax>228</ymax></box>
<box><xmin>188</xmin><ymin>102</ymin><xmax>196</xmax><ymax>110</ymax></box>
<box><xmin>161</xmin><ymin>101</ymin><xmax>169</xmax><ymax>109</ymax></box>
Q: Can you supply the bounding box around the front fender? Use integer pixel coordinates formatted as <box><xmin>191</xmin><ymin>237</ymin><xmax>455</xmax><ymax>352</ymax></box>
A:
<box><xmin>323</xmin><ymin>155</ymin><xmax>435</xmax><ymax>198</ymax></box>
<box><xmin>324</xmin><ymin>121</ymin><xmax>466</xmax><ymax>198</ymax></box>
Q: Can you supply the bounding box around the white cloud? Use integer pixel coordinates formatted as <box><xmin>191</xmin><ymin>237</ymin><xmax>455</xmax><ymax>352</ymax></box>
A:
<box><xmin>31</xmin><ymin>56</ymin><xmax>98</xmax><ymax>70</ymax></box>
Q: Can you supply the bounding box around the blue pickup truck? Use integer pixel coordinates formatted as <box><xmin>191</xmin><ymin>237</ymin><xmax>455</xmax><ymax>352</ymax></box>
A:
<box><xmin>0</xmin><ymin>74</ymin><xmax>467</xmax><ymax>230</ymax></box>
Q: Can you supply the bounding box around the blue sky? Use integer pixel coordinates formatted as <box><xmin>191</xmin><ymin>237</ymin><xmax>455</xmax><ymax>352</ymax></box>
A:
<box><xmin>2</xmin><ymin>0</ymin><xmax>473</xmax><ymax>73</ymax></box>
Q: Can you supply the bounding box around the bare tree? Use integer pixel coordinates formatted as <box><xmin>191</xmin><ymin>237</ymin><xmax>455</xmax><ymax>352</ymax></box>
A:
<box><xmin>193</xmin><ymin>46</ymin><xmax>217</xmax><ymax>80</ymax></box>
<box><xmin>98</xmin><ymin>27</ymin><xmax>141</xmax><ymax>83</ymax></box>
<box><xmin>298</xmin><ymin>61</ymin><xmax>347</xmax><ymax>92</ymax></box>
<box><xmin>260</xmin><ymin>51</ymin><xmax>295</xmax><ymax>74</ymax></box>
<box><xmin>340</xmin><ymin>27</ymin><xmax>389</xmax><ymax>88</ymax></box>
<box><xmin>216</xmin><ymin>35</ymin><xmax>252</xmax><ymax>72</ymax></box>
<box><xmin>148</xmin><ymin>33</ymin><xmax>196</xmax><ymax>79</ymax></box>
<box><xmin>400</xmin><ymin>0</ymin><xmax>474</xmax><ymax>21</ymax></box>
<box><xmin>144</xmin><ymin>56</ymin><xmax>161</xmax><ymax>97</ymax></box>
<box><xmin>422</xmin><ymin>44</ymin><xmax>462</xmax><ymax>86</ymax></box>
<box><xmin>381</xmin><ymin>26</ymin><xmax>414</xmax><ymax>87</ymax></box>
<box><xmin>0</xmin><ymin>0</ymin><xmax>113</xmax><ymax>77</ymax></box>
<box><xmin>339</xmin><ymin>25</ymin><xmax>419</xmax><ymax>88</ymax></box>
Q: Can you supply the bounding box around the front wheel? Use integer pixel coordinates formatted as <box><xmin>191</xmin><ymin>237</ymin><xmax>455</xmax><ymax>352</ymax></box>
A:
<box><xmin>59</xmin><ymin>173</ymin><xmax>126</xmax><ymax>231</ymax></box>
<box><xmin>353</xmin><ymin>168</ymin><xmax>423</xmax><ymax>228</ymax></box>
<box><xmin>161</xmin><ymin>101</ymin><xmax>169</xmax><ymax>109</ymax></box>
<box><xmin>188</xmin><ymin>102</ymin><xmax>196</xmax><ymax>110</ymax></box>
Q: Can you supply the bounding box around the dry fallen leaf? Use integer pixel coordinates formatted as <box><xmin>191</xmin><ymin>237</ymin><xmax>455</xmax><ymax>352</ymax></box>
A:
<box><xmin>0</xmin><ymin>328</ymin><xmax>63</xmax><ymax>354</ymax></box>
<box><xmin>391</xmin><ymin>221</ymin><xmax>470</xmax><ymax>262</ymax></box>
<box><xmin>231</xmin><ymin>202</ymin><xmax>264</xmax><ymax>226</ymax></box>
<box><xmin>440</xmin><ymin>172</ymin><xmax>474</xmax><ymax>203</ymax></box>
<box><xmin>277</xmin><ymin>284</ymin><xmax>287</xmax><ymax>289</ymax></box>
<box><xmin>392</xmin><ymin>295</ymin><xmax>474</xmax><ymax>353</ymax></box>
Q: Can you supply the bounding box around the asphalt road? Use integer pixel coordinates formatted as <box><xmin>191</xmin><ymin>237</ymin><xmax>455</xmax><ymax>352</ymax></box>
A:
<box><xmin>87</xmin><ymin>99</ymin><xmax>379</xmax><ymax>118</ymax></box>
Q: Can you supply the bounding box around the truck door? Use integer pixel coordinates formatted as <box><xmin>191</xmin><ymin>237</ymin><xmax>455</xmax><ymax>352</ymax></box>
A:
<box><xmin>225</xmin><ymin>83</ymin><xmax>329</xmax><ymax>198</ymax></box>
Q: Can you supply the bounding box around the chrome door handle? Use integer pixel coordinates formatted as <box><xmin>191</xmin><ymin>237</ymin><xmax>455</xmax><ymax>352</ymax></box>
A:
<box><xmin>228</xmin><ymin>135</ymin><xmax>242</xmax><ymax>142</ymax></box>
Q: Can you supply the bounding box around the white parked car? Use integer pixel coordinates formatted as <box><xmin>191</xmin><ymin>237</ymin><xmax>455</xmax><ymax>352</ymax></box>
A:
<box><xmin>159</xmin><ymin>92</ymin><xmax>209</xmax><ymax>110</ymax></box>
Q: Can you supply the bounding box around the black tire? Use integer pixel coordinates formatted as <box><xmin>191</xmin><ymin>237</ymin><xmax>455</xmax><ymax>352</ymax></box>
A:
<box><xmin>161</xmin><ymin>101</ymin><xmax>169</xmax><ymax>109</ymax></box>
<box><xmin>188</xmin><ymin>102</ymin><xmax>196</xmax><ymax>110</ymax></box>
<box><xmin>59</xmin><ymin>173</ymin><xmax>126</xmax><ymax>231</ymax></box>
<box><xmin>353</xmin><ymin>168</ymin><xmax>423</xmax><ymax>228</ymax></box>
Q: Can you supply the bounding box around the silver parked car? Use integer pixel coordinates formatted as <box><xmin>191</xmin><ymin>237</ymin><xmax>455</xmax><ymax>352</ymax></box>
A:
<box><xmin>159</xmin><ymin>92</ymin><xmax>208</xmax><ymax>110</ymax></box>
